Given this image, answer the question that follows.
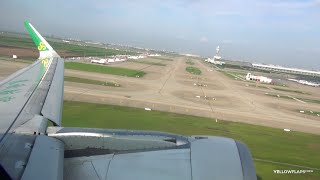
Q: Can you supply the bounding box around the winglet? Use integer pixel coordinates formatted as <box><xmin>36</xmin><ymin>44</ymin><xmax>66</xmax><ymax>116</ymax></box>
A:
<box><xmin>24</xmin><ymin>21</ymin><xmax>59</xmax><ymax>59</ymax></box>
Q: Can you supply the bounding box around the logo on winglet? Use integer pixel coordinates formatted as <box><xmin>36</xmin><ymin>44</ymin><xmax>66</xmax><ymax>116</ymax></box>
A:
<box><xmin>37</xmin><ymin>42</ymin><xmax>47</xmax><ymax>51</ymax></box>
<box><xmin>41</xmin><ymin>58</ymin><xmax>49</xmax><ymax>68</ymax></box>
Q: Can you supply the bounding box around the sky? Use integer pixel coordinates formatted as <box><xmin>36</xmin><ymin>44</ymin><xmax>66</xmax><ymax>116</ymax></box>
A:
<box><xmin>0</xmin><ymin>0</ymin><xmax>319</xmax><ymax>70</ymax></box>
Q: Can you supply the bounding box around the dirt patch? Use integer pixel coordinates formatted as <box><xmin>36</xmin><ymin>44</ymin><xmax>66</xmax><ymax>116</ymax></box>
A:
<box><xmin>176</xmin><ymin>80</ymin><xmax>226</xmax><ymax>90</ymax></box>
<box><xmin>0</xmin><ymin>46</ymin><xmax>38</xmax><ymax>58</ymax></box>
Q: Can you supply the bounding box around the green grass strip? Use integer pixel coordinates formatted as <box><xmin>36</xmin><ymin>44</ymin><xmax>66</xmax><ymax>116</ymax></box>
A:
<box><xmin>273</xmin><ymin>87</ymin><xmax>308</xmax><ymax>95</ymax></box>
<box><xmin>186</xmin><ymin>66</ymin><xmax>201</xmax><ymax>75</ymax></box>
<box><xmin>131</xmin><ymin>60</ymin><xmax>166</xmax><ymax>66</ymax></box>
<box><xmin>151</xmin><ymin>56</ymin><xmax>173</xmax><ymax>61</ymax></box>
<box><xmin>64</xmin><ymin>76</ymin><xmax>120</xmax><ymax>87</ymax></box>
<box><xmin>265</xmin><ymin>93</ymin><xmax>320</xmax><ymax>104</ymax></box>
<box><xmin>65</xmin><ymin>62</ymin><xmax>146</xmax><ymax>77</ymax></box>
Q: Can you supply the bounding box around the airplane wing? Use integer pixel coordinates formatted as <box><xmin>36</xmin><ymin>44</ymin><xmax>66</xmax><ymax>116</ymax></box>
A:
<box><xmin>0</xmin><ymin>21</ymin><xmax>64</xmax><ymax>179</ymax></box>
<box><xmin>0</xmin><ymin>22</ymin><xmax>256</xmax><ymax>180</ymax></box>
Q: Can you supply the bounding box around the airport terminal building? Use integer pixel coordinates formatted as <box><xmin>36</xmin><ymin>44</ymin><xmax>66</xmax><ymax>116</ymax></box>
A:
<box><xmin>252</xmin><ymin>63</ymin><xmax>320</xmax><ymax>77</ymax></box>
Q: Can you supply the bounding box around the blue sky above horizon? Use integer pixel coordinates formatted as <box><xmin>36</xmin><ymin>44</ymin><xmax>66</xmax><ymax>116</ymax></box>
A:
<box><xmin>0</xmin><ymin>0</ymin><xmax>319</xmax><ymax>70</ymax></box>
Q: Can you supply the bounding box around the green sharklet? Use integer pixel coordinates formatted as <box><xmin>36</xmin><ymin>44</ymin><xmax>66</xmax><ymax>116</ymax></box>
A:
<box><xmin>24</xmin><ymin>21</ymin><xmax>52</xmax><ymax>83</ymax></box>
<box><xmin>24</xmin><ymin>21</ymin><xmax>48</xmax><ymax>51</ymax></box>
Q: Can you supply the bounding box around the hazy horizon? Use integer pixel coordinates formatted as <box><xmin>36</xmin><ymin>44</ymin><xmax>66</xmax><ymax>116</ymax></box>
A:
<box><xmin>0</xmin><ymin>0</ymin><xmax>319</xmax><ymax>70</ymax></box>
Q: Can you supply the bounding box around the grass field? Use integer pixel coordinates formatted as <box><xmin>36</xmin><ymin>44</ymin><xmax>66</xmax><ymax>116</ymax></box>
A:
<box><xmin>222</xmin><ymin>69</ymin><xmax>248</xmax><ymax>76</ymax></box>
<box><xmin>220</xmin><ymin>70</ymin><xmax>240</xmax><ymax>79</ymax></box>
<box><xmin>265</xmin><ymin>93</ymin><xmax>320</xmax><ymax>104</ymax></box>
<box><xmin>247</xmin><ymin>84</ymin><xmax>269</xmax><ymax>89</ymax></box>
<box><xmin>272</xmin><ymin>87</ymin><xmax>308</xmax><ymax>95</ymax></box>
<box><xmin>0</xmin><ymin>35</ymin><xmax>34</xmax><ymax>48</ymax></box>
<box><xmin>131</xmin><ymin>60</ymin><xmax>166</xmax><ymax>66</ymax></box>
<box><xmin>62</xmin><ymin>101</ymin><xmax>320</xmax><ymax>180</ymax></box>
<box><xmin>0</xmin><ymin>56</ymin><xmax>34</xmax><ymax>63</ymax></box>
<box><xmin>50</xmin><ymin>41</ymin><xmax>136</xmax><ymax>57</ymax></box>
<box><xmin>217</xmin><ymin>63</ymin><xmax>271</xmax><ymax>74</ymax></box>
<box><xmin>151</xmin><ymin>56</ymin><xmax>173</xmax><ymax>61</ymax></box>
<box><xmin>0</xmin><ymin>34</ymin><xmax>137</xmax><ymax>57</ymax></box>
<box><xmin>65</xmin><ymin>62</ymin><xmax>146</xmax><ymax>77</ymax></box>
<box><xmin>219</xmin><ymin>70</ymin><xmax>247</xmax><ymax>81</ymax></box>
<box><xmin>64</xmin><ymin>76</ymin><xmax>120</xmax><ymax>87</ymax></box>
<box><xmin>265</xmin><ymin>93</ymin><xmax>294</xmax><ymax>100</ymax></box>
<box><xmin>186</xmin><ymin>60</ymin><xmax>195</xmax><ymax>65</ymax></box>
<box><xmin>273</xmin><ymin>83</ymin><xmax>289</xmax><ymax>87</ymax></box>
<box><xmin>301</xmin><ymin>98</ymin><xmax>320</xmax><ymax>104</ymax></box>
<box><xmin>186</xmin><ymin>66</ymin><xmax>202</xmax><ymax>75</ymax></box>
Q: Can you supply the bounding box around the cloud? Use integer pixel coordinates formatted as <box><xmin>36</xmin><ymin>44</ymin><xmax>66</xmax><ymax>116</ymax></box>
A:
<box><xmin>200</xmin><ymin>36</ymin><xmax>208</xmax><ymax>43</ymax></box>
